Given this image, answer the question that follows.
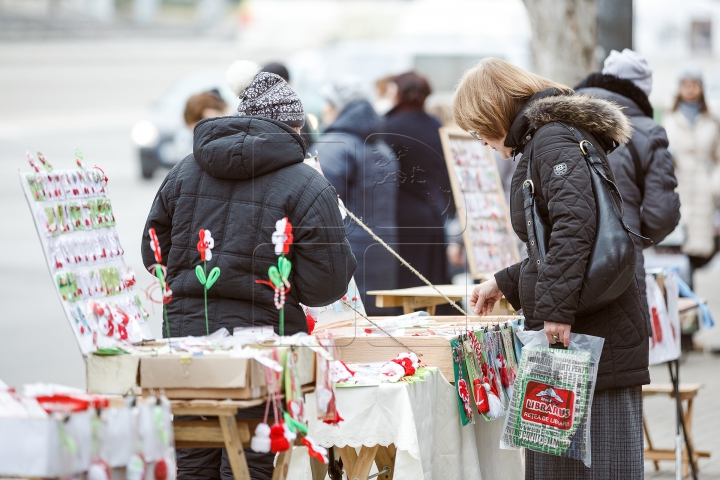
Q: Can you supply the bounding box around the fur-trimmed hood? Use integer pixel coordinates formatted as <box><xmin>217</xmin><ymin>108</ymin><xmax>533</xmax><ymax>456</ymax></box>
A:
<box><xmin>505</xmin><ymin>88</ymin><xmax>633</xmax><ymax>153</ymax></box>
<box><xmin>575</xmin><ymin>73</ymin><xmax>654</xmax><ymax>118</ymax></box>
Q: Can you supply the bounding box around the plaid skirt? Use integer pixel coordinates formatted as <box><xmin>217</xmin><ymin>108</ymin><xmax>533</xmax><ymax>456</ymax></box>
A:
<box><xmin>525</xmin><ymin>386</ymin><xmax>644</xmax><ymax>480</ymax></box>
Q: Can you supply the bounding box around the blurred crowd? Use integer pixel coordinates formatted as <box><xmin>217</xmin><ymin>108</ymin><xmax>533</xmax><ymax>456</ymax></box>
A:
<box><xmin>152</xmin><ymin>52</ymin><xmax>720</xmax><ymax>478</ymax></box>
<box><xmin>182</xmin><ymin>63</ymin><xmax>461</xmax><ymax>316</ymax></box>
<box><xmin>180</xmin><ymin>54</ymin><xmax>720</xmax><ymax>323</ymax></box>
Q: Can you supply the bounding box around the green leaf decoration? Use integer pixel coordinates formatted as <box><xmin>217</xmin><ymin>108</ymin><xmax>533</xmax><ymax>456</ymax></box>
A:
<box><xmin>154</xmin><ymin>264</ymin><xmax>165</xmax><ymax>283</ymax></box>
<box><xmin>205</xmin><ymin>267</ymin><xmax>221</xmax><ymax>289</ymax></box>
<box><xmin>268</xmin><ymin>266</ymin><xmax>283</xmax><ymax>288</ymax></box>
<box><xmin>283</xmin><ymin>411</ymin><xmax>309</xmax><ymax>435</ymax></box>
<box><xmin>195</xmin><ymin>265</ymin><xmax>207</xmax><ymax>285</ymax></box>
<box><xmin>278</xmin><ymin>256</ymin><xmax>292</xmax><ymax>279</ymax></box>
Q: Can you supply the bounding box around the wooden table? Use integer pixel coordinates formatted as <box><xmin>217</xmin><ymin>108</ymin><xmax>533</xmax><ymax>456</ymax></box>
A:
<box><xmin>367</xmin><ymin>284</ymin><xmax>513</xmax><ymax>315</ymax></box>
<box><xmin>368</xmin><ymin>281</ymin><xmax>696</xmax><ymax>317</ymax></box>
<box><xmin>642</xmin><ymin>383</ymin><xmax>711</xmax><ymax>478</ymax></box>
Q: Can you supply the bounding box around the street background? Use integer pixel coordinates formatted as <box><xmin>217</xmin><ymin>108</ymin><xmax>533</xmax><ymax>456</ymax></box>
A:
<box><xmin>1</xmin><ymin>0</ymin><xmax>720</xmax><ymax>477</ymax></box>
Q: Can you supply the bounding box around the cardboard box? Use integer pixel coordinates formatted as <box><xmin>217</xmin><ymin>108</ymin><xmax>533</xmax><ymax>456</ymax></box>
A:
<box><xmin>140</xmin><ymin>354</ymin><xmax>261</xmax><ymax>400</ymax></box>
<box><xmin>86</xmin><ymin>353</ymin><xmax>141</xmax><ymax>395</ymax></box>
<box><xmin>139</xmin><ymin>348</ymin><xmax>316</xmax><ymax>400</ymax></box>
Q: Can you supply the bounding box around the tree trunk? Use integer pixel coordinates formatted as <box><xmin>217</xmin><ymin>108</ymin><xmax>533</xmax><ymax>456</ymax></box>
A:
<box><xmin>522</xmin><ymin>0</ymin><xmax>599</xmax><ymax>87</ymax></box>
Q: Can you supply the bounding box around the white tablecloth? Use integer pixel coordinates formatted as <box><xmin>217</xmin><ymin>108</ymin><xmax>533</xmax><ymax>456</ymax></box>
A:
<box><xmin>290</xmin><ymin>369</ymin><xmax>523</xmax><ymax>480</ymax></box>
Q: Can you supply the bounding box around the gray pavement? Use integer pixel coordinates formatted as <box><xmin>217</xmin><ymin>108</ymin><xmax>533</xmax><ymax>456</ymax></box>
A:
<box><xmin>645</xmin><ymin>349</ymin><xmax>720</xmax><ymax>479</ymax></box>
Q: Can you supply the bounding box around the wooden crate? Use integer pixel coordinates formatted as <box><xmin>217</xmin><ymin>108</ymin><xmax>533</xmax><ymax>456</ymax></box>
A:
<box><xmin>335</xmin><ymin>335</ymin><xmax>456</xmax><ymax>381</ymax></box>
<box><xmin>328</xmin><ymin>316</ymin><xmax>521</xmax><ymax>382</ymax></box>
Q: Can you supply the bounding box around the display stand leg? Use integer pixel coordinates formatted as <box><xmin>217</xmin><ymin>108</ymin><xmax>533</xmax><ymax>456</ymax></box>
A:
<box><xmin>350</xmin><ymin>445</ymin><xmax>379</xmax><ymax>480</ymax></box>
<box><xmin>337</xmin><ymin>446</ymin><xmax>358</xmax><ymax>473</ymax></box>
<box><xmin>668</xmin><ymin>359</ymin><xmax>698</xmax><ymax>480</ymax></box>
<box><xmin>218</xmin><ymin>413</ymin><xmax>251</xmax><ymax>480</ymax></box>
<box><xmin>272</xmin><ymin>449</ymin><xmax>292</xmax><ymax>480</ymax></box>
<box><xmin>374</xmin><ymin>445</ymin><xmax>396</xmax><ymax>480</ymax></box>
<box><xmin>310</xmin><ymin>455</ymin><xmax>330</xmax><ymax>480</ymax></box>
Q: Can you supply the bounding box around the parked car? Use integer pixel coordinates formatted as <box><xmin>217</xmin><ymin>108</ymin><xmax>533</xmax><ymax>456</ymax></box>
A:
<box><xmin>131</xmin><ymin>71</ymin><xmax>237</xmax><ymax>179</ymax></box>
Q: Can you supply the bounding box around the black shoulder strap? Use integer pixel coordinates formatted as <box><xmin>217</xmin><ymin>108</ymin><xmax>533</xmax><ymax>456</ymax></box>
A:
<box><xmin>522</xmin><ymin>141</ymin><xmax>548</xmax><ymax>263</ymax></box>
<box><xmin>625</xmin><ymin>140</ymin><xmax>645</xmax><ymax>197</ymax></box>
<box><xmin>559</xmin><ymin>123</ymin><xmax>651</xmax><ymax>243</ymax></box>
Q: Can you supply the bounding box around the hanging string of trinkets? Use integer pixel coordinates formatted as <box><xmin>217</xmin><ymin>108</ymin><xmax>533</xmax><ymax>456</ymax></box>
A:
<box><xmin>249</xmin><ymin>347</ymin><xmax>330</xmax><ymax>463</ymax></box>
<box><xmin>450</xmin><ymin>320</ymin><xmax>524</xmax><ymax>424</ymax></box>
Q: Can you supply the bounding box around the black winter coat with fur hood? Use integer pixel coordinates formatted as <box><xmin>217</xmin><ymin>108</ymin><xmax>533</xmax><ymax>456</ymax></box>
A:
<box><xmin>495</xmin><ymin>89</ymin><xmax>650</xmax><ymax>391</ymax></box>
<box><xmin>141</xmin><ymin>115</ymin><xmax>357</xmax><ymax>337</ymax></box>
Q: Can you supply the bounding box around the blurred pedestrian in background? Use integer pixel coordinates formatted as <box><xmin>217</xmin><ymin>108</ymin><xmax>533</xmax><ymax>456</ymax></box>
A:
<box><xmin>260</xmin><ymin>61</ymin><xmax>290</xmax><ymax>84</ymax></box>
<box><xmin>380</xmin><ymin>72</ymin><xmax>453</xmax><ymax>291</ymax></box>
<box><xmin>314</xmin><ymin>76</ymin><xmax>398</xmax><ymax>315</ymax></box>
<box><xmin>575</xmin><ymin>49</ymin><xmax>681</xmax><ymax>323</ymax></box>
<box><xmin>373</xmin><ymin>74</ymin><xmax>397</xmax><ymax>116</ymax></box>
<box><xmin>183</xmin><ymin>90</ymin><xmax>229</xmax><ymax>130</ymax></box>
<box><xmin>664</xmin><ymin>64</ymin><xmax>720</xmax><ymax>274</ymax></box>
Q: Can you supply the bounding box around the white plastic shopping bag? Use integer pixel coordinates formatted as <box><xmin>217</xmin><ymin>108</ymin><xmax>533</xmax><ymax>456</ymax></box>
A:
<box><xmin>500</xmin><ymin>330</ymin><xmax>604</xmax><ymax>467</ymax></box>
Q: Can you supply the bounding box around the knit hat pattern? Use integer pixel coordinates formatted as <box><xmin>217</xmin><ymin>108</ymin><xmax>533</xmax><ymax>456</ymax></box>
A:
<box><xmin>238</xmin><ymin>72</ymin><xmax>305</xmax><ymax>127</ymax></box>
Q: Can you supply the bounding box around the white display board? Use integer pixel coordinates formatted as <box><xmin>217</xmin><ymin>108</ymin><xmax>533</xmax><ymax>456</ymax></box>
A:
<box><xmin>440</xmin><ymin>128</ymin><xmax>520</xmax><ymax>279</ymax></box>
<box><xmin>19</xmin><ymin>151</ymin><xmax>153</xmax><ymax>354</ymax></box>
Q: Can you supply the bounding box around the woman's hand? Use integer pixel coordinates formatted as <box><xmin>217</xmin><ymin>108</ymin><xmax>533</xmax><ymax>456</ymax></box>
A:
<box><xmin>544</xmin><ymin>321</ymin><xmax>571</xmax><ymax>347</ymax></box>
<box><xmin>470</xmin><ymin>278</ymin><xmax>504</xmax><ymax>316</ymax></box>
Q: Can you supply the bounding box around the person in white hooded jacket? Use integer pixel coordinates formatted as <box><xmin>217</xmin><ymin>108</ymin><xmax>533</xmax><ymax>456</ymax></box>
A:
<box><xmin>664</xmin><ymin>64</ymin><xmax>720</xmax><ymax>271</ymax></box>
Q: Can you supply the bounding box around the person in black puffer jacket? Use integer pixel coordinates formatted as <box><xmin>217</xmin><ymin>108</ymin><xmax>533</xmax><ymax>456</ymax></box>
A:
<box><xmin>454</xmin><ymin>58</ymin><xmax>648</xmax><ymax>479</ymax></box>
<box><xmin>141</xmin><ymin>61</ymin><xmax>356</xmax><ymax>480</ymax></box>
<box><xmin>576</xmin><ymin>49</ymin><xmax>681</xmax><ymax>322</ymax></box>
<box><xmin>314</xmin><ymin>76</ymin><xmax>399</xmax><ymax>315</ymax></box>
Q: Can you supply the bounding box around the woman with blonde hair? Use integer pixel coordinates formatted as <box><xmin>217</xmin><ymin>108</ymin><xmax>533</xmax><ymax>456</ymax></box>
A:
<box><xmin>457</xmin><ymin>58</ymin><xmax>648</xmax><ymax>478</ymax></box>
